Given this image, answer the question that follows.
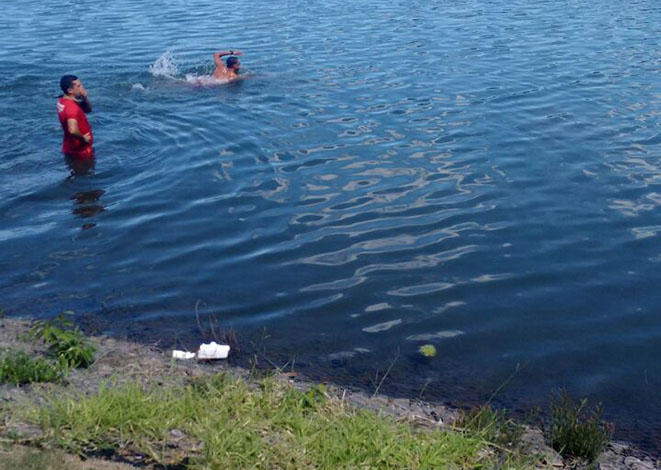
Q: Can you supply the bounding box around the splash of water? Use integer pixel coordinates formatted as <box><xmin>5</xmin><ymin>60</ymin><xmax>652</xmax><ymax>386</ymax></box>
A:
<box><xmin>149</xmin><ymin>50</ymin><xmax>229</xmax><ymax>86</ymax></box>
<box><xmin>149</xmin><ymin>50</ymin><xmax>179</xmax><ymax>78</ymax></box>
<box><xmin>184</xmin><ymin>74</ymin><xmax>229</xmax><ymax>86</ymax></box>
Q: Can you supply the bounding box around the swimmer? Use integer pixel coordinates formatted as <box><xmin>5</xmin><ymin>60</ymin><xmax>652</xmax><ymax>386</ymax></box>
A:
<box><xmin>56</xmin><ymin>75</ymin><xmax>94</xmax><ymax>158</ymax></box>
<box><xmin>212</xmin><ymin>49</ymin><xmax>243</xmax><ymax>81</ymax></box>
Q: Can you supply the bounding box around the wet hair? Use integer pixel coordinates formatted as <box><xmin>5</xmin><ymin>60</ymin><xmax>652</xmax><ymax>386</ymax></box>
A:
<box><xmin>226</xmin><ymin>56</ymin><xmax>239</xmax><ymax>69</ymax></box>
<box><xmin>60</xmin><ymin>74</ymin><xmax>78</xmax><ymax>94</ymax></box>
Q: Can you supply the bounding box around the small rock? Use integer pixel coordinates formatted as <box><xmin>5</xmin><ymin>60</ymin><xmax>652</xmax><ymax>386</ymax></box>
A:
<box><xmin>623</xmin><ymin>456</ymin><xmax>655</xmax><ymax>470</ymax></box>
<box><xmin>168</xmin><ymin>429</ymin><xmax>186</xmax><ymax>440</ymax></box>
<box><xmin>519</xmin><ymin>427</ymin><xmax>563</xmax><ymax>468</ymax></box>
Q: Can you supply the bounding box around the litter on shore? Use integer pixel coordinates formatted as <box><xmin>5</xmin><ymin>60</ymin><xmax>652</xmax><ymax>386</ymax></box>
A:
<box><xmin>172</xmin><ymin>342</ymin><xmax>230</xmax><ymax>361</ymax></box>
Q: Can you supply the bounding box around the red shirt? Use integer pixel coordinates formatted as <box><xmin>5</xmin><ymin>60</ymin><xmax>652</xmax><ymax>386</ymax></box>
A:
<box><xmin>57</xmin><ymin>97</ymin><xmax>94</xmax><ymax>158</ymax></box>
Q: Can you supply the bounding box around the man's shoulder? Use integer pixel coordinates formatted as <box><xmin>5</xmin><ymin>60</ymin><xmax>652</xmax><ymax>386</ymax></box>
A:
<box><xmin>58</xmin><ymin>98</ymin><xmax>82</xmax><ymax>115</ymax></box>
<box><xmin>213</xmin><ymin>67</ymin><xmax>228</xmax><ymax>79</ymax></box>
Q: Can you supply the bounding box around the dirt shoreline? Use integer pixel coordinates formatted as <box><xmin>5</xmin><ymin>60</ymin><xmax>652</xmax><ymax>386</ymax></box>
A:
<box><xmin>0</xmin><ymin>316</ymin><xmax>658</xmax><ymax>469</ymax></box>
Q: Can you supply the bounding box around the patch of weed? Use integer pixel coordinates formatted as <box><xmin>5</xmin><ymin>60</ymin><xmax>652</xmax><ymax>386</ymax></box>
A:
<box><xmin>187</xmin><ymin>371</ymin><xmax>231</xmax><ymax>396</ymax></box>
<box><xmin>30</xmin><ymin>312</ymin><xmax>96</xmax><ymax>368</ymax></box>
<box><xmin>247</xmin><ymin>354</ymin><xmax>276</xmax><ymax>380</ymax></box>
<box><xmin>22</xmin><ymin>374</ymin><xmax>506</xmax><ymax>469</ymax></box>
<box><xmin>300</xmin><ymin>383</ymin><xmax>327</xmax><ymax>409</ymax></box>
<box><xmin>194</xmin><ymin>300</ymin><xmax>239</xmax><ymax>354</ymax></box>
<box><xmin>456</xmin><ymin>404</ymin><xmax>524</xmax><ymax>449</ymax></box>
<box><xmin>0</xmin><ymin>446</ymin><xmax>106</xmax><ymax>470</ymax></box>
<box><xmin>547</xmin><ymin>389</ymin><xmax>612</xmax><ymax>462</ymax></box>
<box><xmin>0</xmin><ymin>447</ymin><xmax>66</xmax><ymax>470</ymax></box>
<box><xmin>0</xmin><ymin>351</ymin><xmax>62</xmax><ymax>385</ymax></box>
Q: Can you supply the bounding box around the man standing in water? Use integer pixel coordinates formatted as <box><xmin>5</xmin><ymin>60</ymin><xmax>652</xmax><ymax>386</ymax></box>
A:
<box><xmin>56</xmin><ymin>75</ymin><xmax>93</xmax><ymax>158</ymax></box>
<box><xmin>213</xmin><ymin>49</ymin><xmax>243</xmax><ymax>81</ymax></box>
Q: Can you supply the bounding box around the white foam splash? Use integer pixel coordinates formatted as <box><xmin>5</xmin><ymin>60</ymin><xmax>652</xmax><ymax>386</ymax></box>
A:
<box><xmin>149</xmin><ymin>50</ymin><xmax>179</xmax><ymax>78</ymax></box>
<box><xmin>184</xmin><ymin>74</ymin><xmax>229</xmax><ymax>86</ymax></box>
<box><xmin>362</xmin><ymin>319</ymin><xmax>402</xmax><ymax>333</ymax></box>
<box><xmin>149</xmin><ymin>50</ymin><xmax>232</xmax><ymax>86</ymax></box>
<box><xmin>131</xmin><ymin>83</ymin><xmax>145</xmax><ymax>91</ymax></box>
<box><xmin>405</xmin><ymin>330</ymin><xmax>464</xmax><ymax>341</ymax></box>
<box><xmin>365</xmin><ymin>302</ymin><xmax>392</xmax><ymax>312</ymax></box>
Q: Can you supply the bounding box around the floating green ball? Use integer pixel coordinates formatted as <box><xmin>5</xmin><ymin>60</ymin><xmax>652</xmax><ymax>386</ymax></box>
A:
<box><xmin>419</xmin><ymin>344</ymin><xmax>436</xmax><ymax>358</ymax></box>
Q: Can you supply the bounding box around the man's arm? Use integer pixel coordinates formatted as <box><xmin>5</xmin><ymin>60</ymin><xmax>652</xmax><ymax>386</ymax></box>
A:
<box><xmin>78</xmin><ymin>96</ymin><xmax>92</xmax><ymax>113</ymax></box>
<box><xmin>77</xmin><ymin>86</ymin><xmax>92</xmax><ymax>113</ymax></box>
<box><xmin>66</xmin><ymin>118</ymin><xmax>91</xmax><ymax>143</ymax></box>
<box><xmin>213</xmin><ymin>49</ymin><xmax>243</xmax><ymax>67</ymax></box>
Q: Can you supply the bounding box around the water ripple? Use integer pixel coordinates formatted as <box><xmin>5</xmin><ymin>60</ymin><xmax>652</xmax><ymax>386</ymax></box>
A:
<box><xmin>1</xmin><ymin>0</ymin><xmax>660</xmax><ymax>451</ymax></box>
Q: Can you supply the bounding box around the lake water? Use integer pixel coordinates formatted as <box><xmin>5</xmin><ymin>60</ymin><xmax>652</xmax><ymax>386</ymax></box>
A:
<box><xmin>1</xmin><ymin>0</ymin><xmax>660</xmax><ymax>451</ymax></box>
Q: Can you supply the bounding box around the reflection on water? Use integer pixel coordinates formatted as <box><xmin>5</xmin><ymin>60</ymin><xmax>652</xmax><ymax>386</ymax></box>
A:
<box><xmin>70</xmin><ymin>190</ymin><xmax>105</xmax><ymax>229</ymax></box>
<box><xmin>64</xmin><ymin>156</ymin><xmax>105</xmax><ymax>230</ymax></box>
<box><xmin>65</xmin><ymin>154</ymin><xmax>95</xmax><ymax>177</ymax></box>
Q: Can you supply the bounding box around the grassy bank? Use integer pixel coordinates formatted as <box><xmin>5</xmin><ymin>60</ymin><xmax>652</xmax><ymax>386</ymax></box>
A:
<box><xmin>0</xmin><ymin>316</ymin><xmax>654</xmax><ymax>469</ymax></box>
<box><xmin>8</xmin><ymin>374</ymin><xmax>541</xmax><ymax>469</ymax></box>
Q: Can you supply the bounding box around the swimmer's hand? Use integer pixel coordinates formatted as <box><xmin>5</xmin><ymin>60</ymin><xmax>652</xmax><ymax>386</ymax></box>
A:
<box><xmin>231</xmin><ymin>49</ymin><xmax>243</xmax><ymax>56</ymax></box>
<box><xmin>82</xmin><ymin>132</ymin><xmax>91</xmax><ymax>144</ymax></box>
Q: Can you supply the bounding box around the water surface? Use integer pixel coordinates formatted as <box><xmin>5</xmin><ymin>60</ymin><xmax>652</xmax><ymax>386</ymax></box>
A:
<box><xmin>1</xmin><ymin>0</ymin><xmax>660</xmax><ymax>451</ymax></box>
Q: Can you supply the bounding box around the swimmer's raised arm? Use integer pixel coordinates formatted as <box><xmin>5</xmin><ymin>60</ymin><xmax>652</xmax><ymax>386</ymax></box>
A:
<box><xmin>213</xmin><ymin>49</ymin><xmax>243</xmax><ymax>67</ymax></box>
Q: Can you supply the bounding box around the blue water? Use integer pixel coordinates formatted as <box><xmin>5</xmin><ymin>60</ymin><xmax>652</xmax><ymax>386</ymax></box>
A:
<box><xmin>1</xmin><ymin>0</ymin><xmax>660</xmax><ymax>450</ymax></box>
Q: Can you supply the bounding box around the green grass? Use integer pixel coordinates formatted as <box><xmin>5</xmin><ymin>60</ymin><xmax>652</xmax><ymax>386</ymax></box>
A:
<box><xmin>547</xmin><ymin>389</ymin><xmax>612</xmax><ymax>462</ymax></box>
<box><xmin>0</xmin><ymin>351</ymin><xmax>62</xmax><ymax>385</ymax></box>
<box><xmin>0</xmin><ymin>447</ymin><xmax>71</xmax><ymax>470</ymax></box>
<box><xmin>15</xmin><ymin>373</ymin><xmax>537</xmax><ymax>469</ymax></box>
<box><xmin>30</xmin><ymin>313</ymin><xmax>96</xmax><ymax>368</ymax></box>
<box><xmin>455</xmin><ymin>404</ymin><xmax>524</xmax><ymax>449</ymax></box>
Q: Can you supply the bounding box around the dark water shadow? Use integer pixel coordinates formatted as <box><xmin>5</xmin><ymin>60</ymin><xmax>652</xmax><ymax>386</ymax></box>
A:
<box><xmin>64</xmin><ymin>155</ymin><xmax>105</xmax><ymax>230</ymax></box>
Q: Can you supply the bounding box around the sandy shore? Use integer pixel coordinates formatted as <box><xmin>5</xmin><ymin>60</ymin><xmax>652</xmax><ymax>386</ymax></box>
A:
<box><xmin>0</xmin><ymin>316</ymin><xmax>657</xmax><ymax>469</ymax></box>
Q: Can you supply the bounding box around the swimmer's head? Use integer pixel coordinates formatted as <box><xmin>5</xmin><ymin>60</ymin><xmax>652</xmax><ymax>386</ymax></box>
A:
<box><xmin>60</xmin><ymin>74</ymin><xmax>78</xmax><ymax>94</ymax></box>
<box><xmin>226</xmin><ymin>56</ymin><xmax>240</xmax><ymax>71</ymax></box>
